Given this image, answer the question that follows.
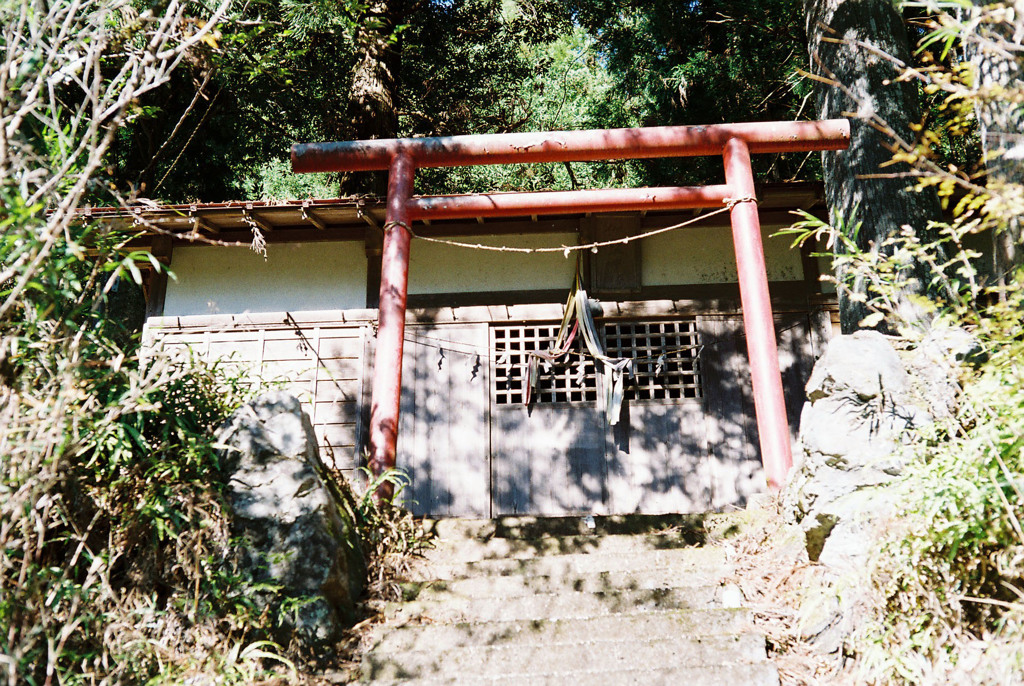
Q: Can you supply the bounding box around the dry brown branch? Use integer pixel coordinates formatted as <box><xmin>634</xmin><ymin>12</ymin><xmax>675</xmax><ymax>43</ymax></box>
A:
<box><xmin>0</xmin><ymin>0</ymin><xmax>231</xmax><ymax>317</ymax></box>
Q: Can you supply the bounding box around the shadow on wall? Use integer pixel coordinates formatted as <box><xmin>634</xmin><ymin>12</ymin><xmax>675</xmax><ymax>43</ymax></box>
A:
<box><xmin>384</xmin><ymin>310</ymin><xmax>826</xmax><ymax>518</ymax></box>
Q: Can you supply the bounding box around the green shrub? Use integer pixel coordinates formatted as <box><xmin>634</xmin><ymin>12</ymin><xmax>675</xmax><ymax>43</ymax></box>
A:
<box><xmin>0</xmin><ymin>220</ymin><xmax>281</xmax><ymax>683</ymax></box>
<box><xmin>1</xmin><ymin>188</ymin><xmax>289</xmax><ymax>683</ymax></box>
<box><xmin>772</xmin><ymin>4</ymin><xmax>1024</xmax><ymax>680</ymax></box>
<box><xmin>850</xmin><ymin>285</ymin><xmax>1024</xmax><ymax>682</ymax></box>
<box><xmin>795</xmin><ymin>3</ymin><xmax>1024</xmax><ymax>680</ymax></box>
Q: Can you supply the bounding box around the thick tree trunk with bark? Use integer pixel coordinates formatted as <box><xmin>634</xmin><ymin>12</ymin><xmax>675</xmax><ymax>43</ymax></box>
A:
<box><xmin>969</xmin><ymin>1</ymin><xmax>1024</xmax><ymax>287</ymax></box>
<box><xmin>340</xmin><ymin>0</ymin><xmax>405</xmax><ymax>196</ymax></box>
<box><xmin>805</xmin><ymin>0</ymin><xmax>943</xmax><ymax>333</ymax></box>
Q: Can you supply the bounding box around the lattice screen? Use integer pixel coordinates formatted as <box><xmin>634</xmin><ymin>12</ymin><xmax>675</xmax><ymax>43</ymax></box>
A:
<box><xmin>603</xmin><ymin>320</ymin><xmax>702</xmax><ymax>401</ymax></box>
<box><xmin>492</xmin><ymin>318</ymin><xmax>701</xmax><ymax>405</ymax></box>
<box><xmin>492</xmin><ymin>324</ymin><xmax>598</xmax><ymax>404</ymax></box>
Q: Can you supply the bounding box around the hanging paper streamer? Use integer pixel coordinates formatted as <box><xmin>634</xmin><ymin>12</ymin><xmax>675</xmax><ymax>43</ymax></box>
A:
<box><xmin>572</xmin><ymin>287</ymin><xmax>634</xmax><ymax>425</ymax></box>
<box><xmin>655</xmin><ymin>353</ymin><xmax>667</xmax><ymax>377</ymax></box>
<box><xmin>519</xmin><ymin>256</ymin><xmax>635</xmax><ymax>425</ymax></box>
<box><xmin>603</xmin><ymin>358</ymin><xmax>633</xmax><ymax>425</ymax></box>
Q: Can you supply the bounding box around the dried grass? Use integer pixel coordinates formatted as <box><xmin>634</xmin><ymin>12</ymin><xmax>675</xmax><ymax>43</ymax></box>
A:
<box><xmin>711</xmin><ymin>498</ymin><xmax>855</xmax><ymax>686</ymax></box>
<box><xmin>312</xmin><ymin>468</ymin><xmax>435</xmax><ymax>681</ymax></box>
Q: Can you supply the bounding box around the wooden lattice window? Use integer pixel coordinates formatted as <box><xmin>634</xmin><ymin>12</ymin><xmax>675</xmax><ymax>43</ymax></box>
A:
<box><xmin>492</xmin><ymin>324</ymin><xmax>598</xmax><ymax>404</ymax></box>
<box><xmin>603</xmin><ymin>320</ymin><xmax>702</xmax><ymax>401</ymax></box>
<box><xmin>492</xmin><ymin>319</ymin><xmax>702</xmax><ymax>405</ymax></box>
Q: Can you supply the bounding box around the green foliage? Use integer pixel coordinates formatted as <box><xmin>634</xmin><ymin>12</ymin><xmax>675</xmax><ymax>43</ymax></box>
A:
<box><xmin>779</xmin><ymin>204</ymin><xmax>987</xmax><ymax>331</ymax></box>
<box><xmin>1</xmin><ymin>2</ymin><xmax>298</xmax><ymax>679</ymax></box>
<box><xmin>111</xmin><ymin>0</ymin><xmax>574</xmax><ymax>201</ymax></box>
<box><xmin>571</xmin><ymin>0</ymin><xmax>819</xmax><ymax>186</ymax></box>
<box><xmin>98</xmin><ymin>0</ymin><xmax>990</xmax><ymax>203</ymax></box>
<box><xmin>402</xmin><ymin>0</ymin><xmax>569</xmax><ymax>139</ymax></box>
<box><xmin>108</xmin><ymin>0</ymin><xmax>362</xmax><ymax>202</ymax></box>
<box><xmin>1</xmin><ymin>2</ymin><xmax>441</xmax><ymax>681</ymax></box>
<box><xmin>352</xmin><ymin>466</ymin><xmax>434</xmax><ymax>601</ymax></box>
<box><xmin>0</xmin><ymin>217</ymin><xmax>292</xmax><ymax>683</ymax></box>
<box><xmin>853</xmin><ymin>289</ymin><xmax>1024</xmax><ymax>683</ymax></box>
<box><xmin>418</xmin><ymin>26</ymin><xmax>643</xmax><ymax>193</ymax></box>
<box><xmin>246</xmin><ymin>158</ymin><xmax>339</xmax><ymax>200</ymax></box>
<box><xmin>3</xmin><ymin>216</ymin><xmax>415</xmax><ymax>683</ymax></box>
<box><xmin>795</xmin><ymin>195</ymin><xmax>1023</xmax><ymax>682</ymax></box>
<box><xmin>795</xmin><ymin>5</ymin><xmax>1024</xmax><ymax>681</ymax></box>
<box><xmin>111</xmin><ymin>0</ymin><xmax>835</xmax><ymax>201</ymax></box>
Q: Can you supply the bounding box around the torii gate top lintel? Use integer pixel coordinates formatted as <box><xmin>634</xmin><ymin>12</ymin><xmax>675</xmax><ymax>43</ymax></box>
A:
<box><xmin>292</xmin><ymin>119</ymin><xmax>850</xmax><ymax>171</ymax></box>
<box><xmin>291</xmin><ymin>119</ymin><xmax>851</xmax><ymax>500</ymax></box>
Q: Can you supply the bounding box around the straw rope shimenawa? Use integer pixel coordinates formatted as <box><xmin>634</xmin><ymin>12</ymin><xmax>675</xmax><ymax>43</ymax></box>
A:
<box><xmin>381</xmin><ymin>196</ymin><xmax>758</xmax><ymax>256</ymax></box>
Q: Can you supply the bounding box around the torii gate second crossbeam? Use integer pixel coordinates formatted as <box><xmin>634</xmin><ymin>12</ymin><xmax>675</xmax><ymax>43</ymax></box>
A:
<box><xmin>291</xmin><ymin>119</ymin><xmax>851</xmax><ymax>497</ymax></box>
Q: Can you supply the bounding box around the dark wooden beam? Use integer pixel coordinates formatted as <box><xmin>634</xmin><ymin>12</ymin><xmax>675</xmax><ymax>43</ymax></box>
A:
<box><xmin>358</xmin><ymin>204</ymin><xmax>383</xmax><ymax>232</ymax></box>
<box><xmin>189</xmin><ymin>206</ymin><xmax>218</xmax><ymax>235</ymax></box>
<box><xmin>145</xmin><ymin>235</ymin><xmax>173</xmax><ymax>319</ymax></box>
<box><xmin>403</xmin><ymin>281</ymin><xmax>824</xmax><ymax>311</ymax></box>
<box><xmin>302</xmin><ymin>200</ymin><xmax>327</xmax><ymax>230</ymax></box>
<box><xmin>121</xmin><ymin>207</ymin><xmax>823</xmax><ymax>249</ymax></box>
<box><xmin>244</xmin><ymin>203</ymin><xmax>274</xmax><ymax>233</ymax></box>
<box><xmin>364</xmin><ymin>227</ymin><xmax>384</xmax><ymax>309</ymax></box>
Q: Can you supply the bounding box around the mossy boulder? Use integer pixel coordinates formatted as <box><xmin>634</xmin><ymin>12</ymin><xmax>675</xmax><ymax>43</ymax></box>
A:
<box><xmin>217</xmin><ymin>392</ymin><xmax>365</xmax><ymax>649</ymax></box>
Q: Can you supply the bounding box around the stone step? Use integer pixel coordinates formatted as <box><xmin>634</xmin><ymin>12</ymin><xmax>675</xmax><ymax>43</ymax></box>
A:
<box><xmin>424</xmin><ymin>513</ymin><xmax>707</xmax><ymax>542</ymax></box>
<box><xmin>423</xmin><ymin>531</ymin><xmax>706</xmax><ymax>564</ymax></box>
<box><xmin>369</xmin><ymin>607</ymin><xmax>752</xmax><ymax>655</ymax></box>
<box><xmin>425</xmin><ymin>545</ymin><xmax>727</xmax><ymax>581</ymax></box>
<box><xmin>387</xmin><ymin>585</ymin><xmax>722</xmax><ymax>624</ymax></box>
<box><xmin>364</xmin><ymin>661</ymin><xmax>780</xmax><ymax>686</ymax></box>
<box><xmin>407</xmin><ymin>565</ymin><xmax>725</xmax><ymax>599</ymax></box>
<box><xmin>359</xmin><ymin>515</ymin><xmax>777</xmax><ymax>686</ymax></box>
<box><xmin>364</xmin><ymin>632</ymin><xmax>767</xmax><ymax>682</ymax></box>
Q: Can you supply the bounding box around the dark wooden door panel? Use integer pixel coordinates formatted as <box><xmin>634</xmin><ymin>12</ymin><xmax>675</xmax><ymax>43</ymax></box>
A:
<box><xmin>491</xmin><ymin>404</ymin><xmax>607</xmax><ymax>516</ymax></box>
<box><xmin>398</xmin><ymin>324</ymin><xmax>490</xmax><ymax>517</ymax></box>
<box><xmin>581</xmin><ymin>215</ymin><xmax>642</xmax><ymax>297</ymax></box>
<box><xmin>606</xmin><ymin>401</ymin><xmax>712</xmax><ymax>514</ymax></box>
<box><xmin>394</xmin><ymin>311</ymin><xmax>826</xmax><ymax>517</ymax></box>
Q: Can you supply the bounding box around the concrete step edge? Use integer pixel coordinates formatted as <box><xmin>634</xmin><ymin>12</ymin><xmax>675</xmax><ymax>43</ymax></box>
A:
<box><xmin>368</xmin><ymin>607</ymin><xmax>753</xmax><ymax>653</ymax></box>
<box><xmin>363</xmin><ymin>660</ymin><xmax>780</xmax><ymax>686</ymax></box>
<box><xmin>422</xmin><ymin>514</ymin><xmax>708</xmax><ymax>542</ymax></box>
<box><xmin>368</xmin><ymin>631</ymin><xmax>766</xmax><ymax>653</ymax></box>
<box><xmin>423</xmin><ymin>532</ymin><xmax>709</xmax><ymax>562</ymax></box>
<box><xmin>426</xmin><ymin>547</ymin><xmax>728</xmax><ymax>580</ymax></box>
<box><xmin>364</xmin><ymin>632</ymin><xmax>768</xmax><ymax>669</ymax></box>
<box><xmin>404</xmin><ymin>569</ymin><xmax>728</xmax><ymax>598</ymax></box>
<box><xmin>377</xmin><ymin>605</ymin><xmax>750</xmax><ymax>631</ymax></box>
<box><xmin>399</xmin><ymin>582</ymin><xmax>723</xmax><ymax>605</ymax></box>
<box><xmin>384</xmin><ymin>586</ymin><xmax>724</xmax><ymax>623</ymax></box>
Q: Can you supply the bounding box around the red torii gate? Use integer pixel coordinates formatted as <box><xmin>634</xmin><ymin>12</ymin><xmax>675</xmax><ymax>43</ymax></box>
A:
<box><xmin>292</xmin><ymin>120</ymin><xmax>851</xmax><ymax>497</ymax></box>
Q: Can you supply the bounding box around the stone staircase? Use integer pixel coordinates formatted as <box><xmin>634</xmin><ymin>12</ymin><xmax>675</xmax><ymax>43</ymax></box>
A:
<box><xmin>359</xmin><ymin>515</ymin><xmax>778</xmax><ymax>686</ymax></box>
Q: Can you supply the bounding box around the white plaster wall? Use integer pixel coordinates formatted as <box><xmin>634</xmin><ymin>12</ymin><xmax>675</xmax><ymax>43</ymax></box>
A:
<box><xmin>408</xmin><ymin>233</ymin><xmax>579</xmax><ymax>294</ymax></box>
<box><xmin>641</xmin><ymin>224</ymin><xmax>804</xmax><ymax>286</ymax></box>
<box><xmin>163</xmin><ymin>241</ymin><xmax>367</xmax><ymax>316</ymax></box>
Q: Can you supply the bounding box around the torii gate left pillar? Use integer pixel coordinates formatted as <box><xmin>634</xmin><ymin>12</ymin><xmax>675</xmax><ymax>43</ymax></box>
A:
<box><xmin>293</xmin><ymin>119</ymin><xmax>851</xmax><ymax>497</ymax></box>
<box><xmin>368</xmin><ymin>152</ymin><xmax>416</xmax><ymax>494</ymax></box>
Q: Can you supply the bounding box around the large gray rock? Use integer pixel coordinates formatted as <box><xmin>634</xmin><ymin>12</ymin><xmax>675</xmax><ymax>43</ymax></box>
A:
<box><xmin>804</xmin><ymin>332</ymin><xmax>908</xmax><ymax>403</ymax></box>
<box><xmin>786</xmin><ymin>326</ymin><xmax>973</xmax><ymax>564</ymax></box>
<box><xmin>903</xmin><ymin>323</ymin><xmax>979</xmax><ymax>420</ymax></box>
<box><xmin>782</xmin><ymin>327</ymin><xmax>968</xmax><ymax>656</ymax></box>
<box><xmin>785</xmin><ymin>330</ymin><xmax>932</xmax><ymax>565</ymax></box>
<box><xmin>217</xmin><ymin>391</ymin><xmax>365</xmax><ymax>649</ymax></box>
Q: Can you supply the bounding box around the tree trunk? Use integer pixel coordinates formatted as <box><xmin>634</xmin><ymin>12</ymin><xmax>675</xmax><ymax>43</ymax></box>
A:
<box><xmin>804</xmin><ymin>0</ymin><xmax>943</xmax><ymax>333</ymax></box>
<box><xmin>969</xmin><ymin>1</ymin><xmax>1024</xmax><ymax>288</ymax></box>
<box><xmin>339</xmin><ymin>0</ymin><xmax>405</xmax><ymax>196</ymax></box>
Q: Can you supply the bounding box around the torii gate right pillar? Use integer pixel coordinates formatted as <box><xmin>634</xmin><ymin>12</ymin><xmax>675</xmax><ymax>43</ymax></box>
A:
<box><xmin>723</xmin><ymin>137</ymin><xmax>792</xmax><ymax>489</ymax></box>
